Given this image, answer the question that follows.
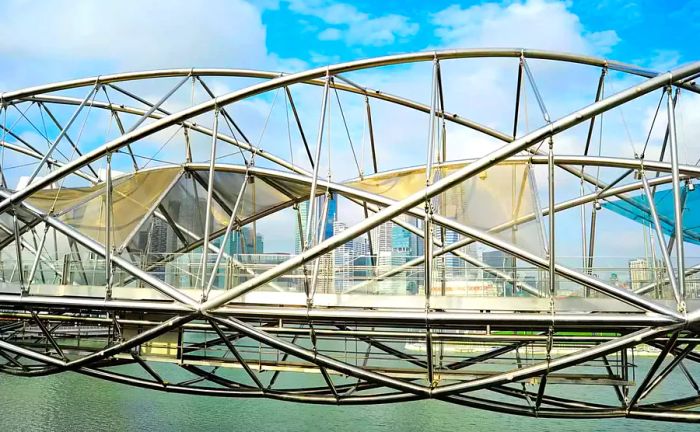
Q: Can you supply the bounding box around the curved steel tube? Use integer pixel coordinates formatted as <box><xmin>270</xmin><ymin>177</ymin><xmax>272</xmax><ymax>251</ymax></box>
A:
<box><xmin>1</xmin><ymin>50</ymin><xmax>700</xmax><ymax>421</ymax></box>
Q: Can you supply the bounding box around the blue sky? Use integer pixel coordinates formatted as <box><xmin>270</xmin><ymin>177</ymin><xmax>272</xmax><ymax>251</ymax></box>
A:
<box><xmin>0</xmin><ymin>0</ymin><xmax>698</xmax><ymax>88</ymax></box>
<box><xmin>0</xmin><ymin>0</ymin><xmax>699</xmax><ymax>260</ymax></box>
<box><xmin>264</xmin><ymin>0</ymin><xmax>698</xmax><ymax>69</ymax></box>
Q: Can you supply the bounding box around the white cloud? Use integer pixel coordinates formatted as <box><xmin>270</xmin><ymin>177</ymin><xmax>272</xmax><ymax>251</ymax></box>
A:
<box><xmin>0</xmin><ymin>0</ymin><xmax>298</xmax><ymax>75</ymax></box>
<box><xmin>286</xmin><ymin>0</ymin><xmax>419</xmax><ymax>46</ymax></box>
<box><xmin>432</xmin><ymin>0</ymin><xmax>619</xmax><ymax>55</ymax></box>
<box><xmin>309</xmin><ymin>51</ymin><xmax>340</xmax><ymax>65</ymax></box>
<box><xmin>647</xmin><ymin>49</ymin><xmax>683</xmax><ymax>71</ymax></box>
<box><xmin>0</xmin><ymin>0</ymin><xmax>688</xmax><ymax>259</ymax></box>
<box><xmin>318</xmin><ymin>28</ymin><xmax>342</xmax><ymax>41</ymax></box>
<box><xmin>319</xmin><ymin>0</ymin><xmax>670</xmax><ymax>260</ymax></box>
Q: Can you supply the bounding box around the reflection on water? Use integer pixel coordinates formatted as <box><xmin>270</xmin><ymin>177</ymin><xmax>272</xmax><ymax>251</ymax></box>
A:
<box><xmin>0</xmin><ymin>358</ymin><xmax>697</xmax><ymax>432</ymax></box>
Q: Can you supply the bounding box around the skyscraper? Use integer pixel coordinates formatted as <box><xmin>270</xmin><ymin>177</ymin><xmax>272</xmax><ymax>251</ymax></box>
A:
<box><xmin>294</xmin><ymin>193</ymin><xmax>337</xmax><ymax>254</ymax></box>
<box><xmin>332</xmin><ymin>221</ymin><xmax>354</xmax><ymax>292</ymax></box>
<box><xmin>443</xmin><ymin>229</ymin><xmax>464</xmax><ymax>279</ymax></box>
<box><xmin>408</xmin><ymin>217</ymin><xmax>423</xmax><ymax>258</ymax></box>
<box><xmin>294</xmin><ymin>201</ymin><xmax>308</xmax><ymax>255</ymax></box>
<box><xmin>220</xmin><ymin>226</ymin><xmax>263</xmax><ymax>255</ymax></box>
<box><xmin>391</xmin><ymin>223</ymin><xmax>411</xmax><ymax>255</ymax></box>
<box><xmin>324</xmin><ymin>193</ymin><xmax>337</xmax><ymax>241</ymax></box>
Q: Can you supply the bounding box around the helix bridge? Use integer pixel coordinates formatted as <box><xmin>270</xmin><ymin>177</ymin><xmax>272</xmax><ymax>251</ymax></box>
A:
<box><xmin>1</xmin><ymin>49</ymin><xmax>700</xmax><ymax>422</ymax></box>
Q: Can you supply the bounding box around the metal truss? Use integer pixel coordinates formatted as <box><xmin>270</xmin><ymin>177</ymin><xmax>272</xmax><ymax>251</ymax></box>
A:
<box><xmin>1</xmin><ymin>49</ymin><xmax>700</xmax><ymax>422</ymax></box>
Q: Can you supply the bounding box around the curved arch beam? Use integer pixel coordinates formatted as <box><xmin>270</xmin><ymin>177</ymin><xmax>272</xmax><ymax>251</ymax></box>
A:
<box><xmin>1</xmin><ymin>51</ymin><xmax>696</xmax><ymax>211</ymax></box>
<box><xmin>2</xmin><ymin>59</ymin><xmax>699</xmax><ymax>320</ymax></box>
<box><xmin>2</xmin><ymin>52</ymin><xmax>699</xmax><ymax>227</ymax></box>
<box><xmin>1</xmin><ymin>49</ymin><xmax>698</xmax><ymax>103</ymax></box>
<box><xmin>193</xmin><ymin>53</ymin><xmax>700</xmax><ymax>315</ymax></box>
<box><xmin>2</xmin><ymin>58</ymin><xmax>683</xmax><ymax>196</ymax></box>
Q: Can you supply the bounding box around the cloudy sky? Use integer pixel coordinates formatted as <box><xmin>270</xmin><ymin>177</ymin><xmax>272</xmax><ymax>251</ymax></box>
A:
<box><xmin>0</xmin><ymin>0</ymin><xmax>696</xmax><ymax>87</ymax></box>
<box><xmin>0</xmin><ymin>0</ymin><xmax>698</xmax><ymax>260</ymax></box>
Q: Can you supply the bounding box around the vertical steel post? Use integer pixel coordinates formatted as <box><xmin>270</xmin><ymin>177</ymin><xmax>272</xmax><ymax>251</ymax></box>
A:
<box><xmin>12</xmin><ymin>209</ymin><xmax>24</xmax><ymax>291</ymax></box>
<box><xmin>362</xmin><ymin>203</ymin><xmax>376</xmax><ymax>271</ymax></box>
<box><xmin>295</xmin><ymin>204</ymin><xmax>310</xmax><ymax>296</ymax></box>
<box><xmin>184</xmin><ymin>127</ymin><xmax>192</xmax><ymax>164</ymax></box>
<box><xmin>512</xmin><ymin>58</ymin><xmax>525</xmax><ymax>295</ymax></box>
<box><xmin>548</xmin><ymin>139</ymin><xmax>555</xmax><ymax>296</ymax></box>
<box><xmin>578</xmin><ymin>69</ymin><xmax>605</xmax><ymax>285</ymax></box>
<box><xmin>435</xmin><ymin>60</ymin><xmax>447</xmax><ymax>297</ymax></box>
<box><xmin>667</xmin><ymin>87</ymin><xmax>686</xmax><ymax>302</ymax></box>
<box><xmin>579</xmin><ymin>181</ymin><xmax>588</xmax><ymax>274</ymax></box>
<box><xmin>310</xmin><ymin>192</ymin><xmax>331</xmax><ymax>297</ymax></box>
<box><xmin>424</xmin><ymin>58</ymin><xmax>439</xmax><ymax>386</ymax></box>
<box><xmin>665</xmin><ymin>189</ymin><xmax>687</xmax><ymax>255</ymax></box>
<box><xmin>105</xmin><ymin>152</ymin><xmax>113</xmax><ymax>299</ymax></box>
<box><xmin>61</xmin><ymin>253</ymin><xmax>70</xmax><ymax>285</ymax></box>
<box><xmin>305</xmin><ymin>73</ymin><xmax>331</xmax><ymax>250</ymax></box>
<box><xmin>583</xmin><ymin>68</ymin><xmax>607</xmax><ymax>156</ymax></box>
<box><xmin>424</xmin><ymin>177</ymin><xmax>436</xmax><ymax>279</ymax></box>
<box><xmin>587</xmin><ymin>206</ymin><xmax>597</xmax><ymax>274</ymax></box>
<box><xmin>200</xmin><ymin>108</ymin><xmax>219</xmax><ymax>294</ymax></box>
<box><xmin>512</xmin><ymin>57</ymin><xmax>524</xmax><ymax>139</ymax></box>
<box><xmin>641</xmin><ymin>173</ymin><xmax>681</xmax><ymax>305</ymax></box>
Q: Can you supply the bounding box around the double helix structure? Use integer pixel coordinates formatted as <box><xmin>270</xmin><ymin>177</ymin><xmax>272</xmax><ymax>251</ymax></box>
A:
<box><xmin>1</xmin><ymin>49</ymin><xmax>700</xmax><ymax>422</ymax></box>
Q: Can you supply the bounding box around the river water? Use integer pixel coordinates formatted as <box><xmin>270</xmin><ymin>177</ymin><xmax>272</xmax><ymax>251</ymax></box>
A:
<box><xmin>1</xmin><ymin>359</ymin><xmax>699</xmax><ymax>432</ymax></box>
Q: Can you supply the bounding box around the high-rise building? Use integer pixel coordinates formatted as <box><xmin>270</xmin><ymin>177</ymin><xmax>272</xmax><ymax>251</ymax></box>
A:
<box><xmin>351</xmin><ymin>236</ymin><xmax>373</xmax><ymax>289</ymax></box>
<box><xmin>294</xmin><ymin>194</ymin><xmax>337</xmax><ymax>254</ymax></box>
<box><xmin>352</xmin><ymin>236</ymin><xmax>370</xmax><ymax>258</ymax></box>
<box><xmin>220</xmin><ymin>226</ymin><xmax>263</xmax><ymax>255</ymax></box>
<box><xmin>443</xmin><ymin>229</ymin><xmax>464</xmax><ymax>279</ymax></box>
<box><xmin>629</xmin><ymin>258</ymin><xmax>650</xmax><ymax>291</ymax></box>
<box><xmin>332</xmin><ymin>221</ymin><xmax>354</xmax><ymax>292</ymax></box>
<box><xmin>151</xmin><ymin>217</ymin><xmax>169</xmax><ymax>256</ymax></box>
<box><xmin>408</xmin><ymin>218</ymin><xmax>424</xmax><ymax>258</ymax></box>
<box><xmin>325</xmin><ymin>193</ymin><xmax>337</xmax><ymax>240</ymax></box>
<box><xmin>375</xmin><ymin>221</ymin><xmax>394</xmax><ymax>267</ymax></box>
<box><xmin>391</xmin><ymin>223</ymin><xmax>411</xmax><ymax>255</ymax></box>
<box><xmin>373</xmin><ymin>220</ymin><xmax>413</xmax><ymax>294</ymax></box>
<box><xmin>137</xmin><ymin>217</ymin><xmax>170</xmax><ymax>281</ymax></box>
<box><xmin>294</xmin><ymin>201</ymin><xmax>308</xmax><ymax>255</ymax></box>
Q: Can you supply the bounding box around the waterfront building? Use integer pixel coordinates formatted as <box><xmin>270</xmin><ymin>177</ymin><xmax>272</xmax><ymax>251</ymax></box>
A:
<box><xmin>629</xmin><ymin>258</ymin><xmax>651</xmax><ymax>291</ymax></box>
<box><xmin>294</xmin><ymin>194</ymin><xmax>337</xmax><ymax>254</ymax></box>
<box><xmin>332</xmin><ymin>221</ymin><xmax>354</xmax><ymax>292</ymax></box>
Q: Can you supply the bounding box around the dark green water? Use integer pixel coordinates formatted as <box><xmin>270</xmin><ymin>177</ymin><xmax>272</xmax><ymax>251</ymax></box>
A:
<box><xmin>1</xmin><ymin>361</ymin><xmax>699</xmax><ymax>432</ymax></box>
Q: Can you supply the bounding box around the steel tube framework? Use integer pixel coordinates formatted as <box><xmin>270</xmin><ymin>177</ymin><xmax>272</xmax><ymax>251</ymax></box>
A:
<box><xmin>1</xmin><ymin>49</ymin><xmax>700</xmax><ymax>422</ymax></box>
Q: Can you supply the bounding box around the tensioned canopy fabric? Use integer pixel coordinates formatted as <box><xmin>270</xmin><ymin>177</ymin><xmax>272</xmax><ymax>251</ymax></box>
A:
<box><xmin>23</xmin><ymin>166</ymin><xmax>317</xmax><ymax>251</ymax></box>
<box><xmin>15</xmin><ymin>162</ymin><xmax>546</xmax><ymax>255</ymax></box>
<box><xmin>603</xmin><ymin>187</ymin><xmax>700</xmax><ymax>245</ymax></box>
<box><xmin>27</xmin><ymin>168</ymin><xmax>183</xmax><ymax>249</ymax></box>
<box><xmin>345</xmin><ymin>161</ymin><xmax>546</xmax><ymax>255</ymax></box>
